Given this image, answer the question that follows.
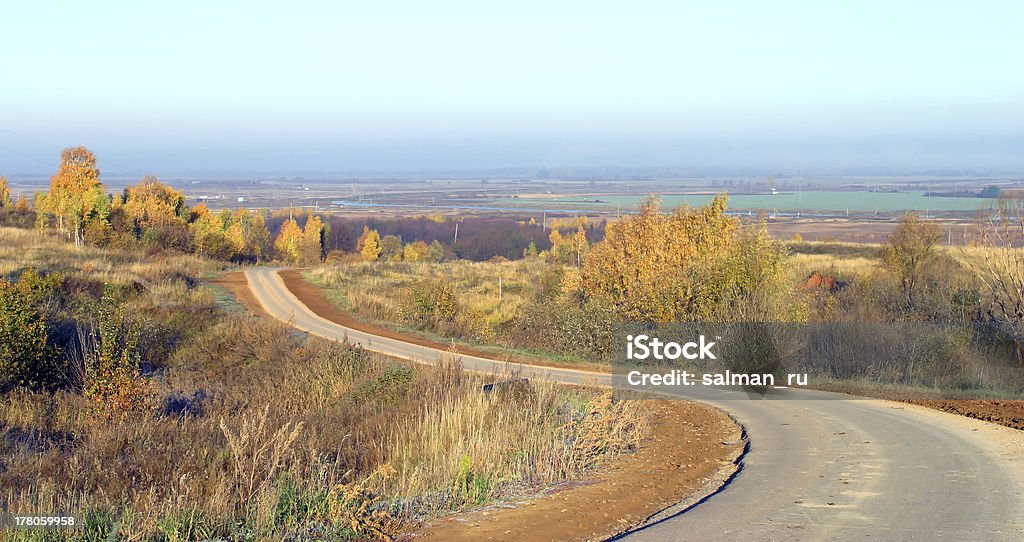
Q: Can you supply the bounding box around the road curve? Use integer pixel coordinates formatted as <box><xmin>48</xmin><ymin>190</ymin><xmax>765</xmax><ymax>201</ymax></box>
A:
<box><xmin>245</xmin><ymin>267</ymin><xmax>1024</xmax><ymax>541</ymax></box>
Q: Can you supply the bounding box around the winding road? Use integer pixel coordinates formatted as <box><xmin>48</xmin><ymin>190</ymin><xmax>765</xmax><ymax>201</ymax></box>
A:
<box><xmin>245</xmin><ymin>267</ymin><xmax>1024</xmax><ymax>541</ymax></box>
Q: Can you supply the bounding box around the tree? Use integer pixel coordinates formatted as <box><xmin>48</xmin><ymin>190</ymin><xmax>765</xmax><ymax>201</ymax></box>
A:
<box><xmin>0</xmin><ymin>176</ymin><xmax>11</xmax><ymax>207</ymax></box>
<box><xmin>274</xmin><ymin>217</ymin><xmax>304</xmax><ymax>264</ymax></box>
<box><xmin>403</xmin><ymin>240</ymin><xmax>429</xmax><ymax>262</ymax></box>
<box><xmin>972</xmin><ymin>195</ymin><xmax>1024</xmax><ymax>360</ymax></box>
<box><xmin>191</xmin><ymin>205</ymin><xmax>235</xmax><ymax>259</ymax></box>
<box><xmin>547</xmin><ymin>228</ymin><xmax>573</xmax><ymax>263</ymax></box>
<box><xmin>578</xmin><ymin>195</ymin><xmax>767</xmax><ymax>322</ymax></box>
<box><xmin>427</xmin><ymin>240</ymin><xmax>445</xmax><ymax>262</ymax></box>
<box><xmin>572</xmin><ymin>224</ymin><xmax>589</xmax><ymax>266</ymax></box>
<box><xmin>380</xmin><ymin>234</ymin><xmax>403</xmax><ymax>262</ymax></box>
<box><xmin>357</xmin><ymin>226</ymin><xmax>382</xmax><ymax>261</ymax></box>
<box><xmin>882</xmin><ymin>213</ymin><xmax>942</xmax><ymax>310</ymax></box>
<box><xmin>523</xmin><ymin>241</ymin><xmax>539</xmax><ymax>258</ymax></box>
<box><xmin>43</xmin><ymin>147</ymin><xmax>105</xmax><ymax>245</ymax></box>
<box><xmin>300</xmin><ymin>215</ymin><xmax>325</xmax><ymax>264</ymax></box>
<box><xmin>246</xmin><ymin>212</ymin><xmax>272</xmax><ymax>262</ymax></box>
<box><xmin>123</xmin><ymin>176</ymin><xmax>187</xmax><ymax>228</ymax></box>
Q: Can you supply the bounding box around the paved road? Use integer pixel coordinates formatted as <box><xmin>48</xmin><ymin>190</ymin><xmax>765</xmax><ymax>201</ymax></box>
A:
<box><xmin>246</xmin><ymin>267</ymin><xmax>1024</xmax><ymax>541</ymax></box>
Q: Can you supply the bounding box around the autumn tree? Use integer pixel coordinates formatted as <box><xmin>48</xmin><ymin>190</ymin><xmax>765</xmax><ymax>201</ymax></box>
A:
<box><xmin>577</xmin><ymin>195</ymin><xmax>787</xmax><ymax>322</ymax></box>
<box><xmin>572</xmin><ymin>224</ymin><xmax>589</xmax><ymax>266</ymax></box>
<box><xmin>300</xmin><ymin>215</ymin><xmax>325</xmax><ymax>264</ymax></box>
<box><xmin>547</xmin><ymin>228</ymin><xmax>573</xmax><ymax>263</ymax></box>
<box><xmin>123</xmin><ymin>176</ymin><xmax>186</xmax><ymax>227</ymax></box>
<box><xmin>274</xmin><ymin>217</ymin><xmax>304</xmax><ymax>264</ymax></box>
<box><xmin>357</xmin><ymin>226</ymin><xmax>382</xmax><ymax>261</ymax></box>
<box><xmin>42</xmin><ymin>147</ymin><xmax>106</xmax><ymax>245</ymax></box>
<box><xmin>0</xmin><ymin>176</ymin><xmax>11</xmax><ymax>207</ymax></box>
<box><xmin>883</xmin><ymin>213</ymin><xmax>942</xmax><ymax>310</ymax></box>
<box><xmin>380</xmin><ymin>234</ymin><xmax>403</xmax><ymax>261</ymax></box>
<box><xmin>117</xmin><ymin>176</ymin><xmax>193</xmax><ymax>249</ymax></box>
<box><xmin>191</xmin><ymin>205</ymin><xmax>235</xmax><ymax>260</ymax></box>
<box><xmin>403</xmin><ymin>240</ymin><xmax>430</xmax><ymax>262</ymax></box>
<box><xmin>245</xmin><ymin>211</ymin><xmax>272</xmax><ymax>262</ymax></box>
<box><xmin>523</xmin><ymin>241</ymin><xmax>539</xmax><ymax>258</ymax></box>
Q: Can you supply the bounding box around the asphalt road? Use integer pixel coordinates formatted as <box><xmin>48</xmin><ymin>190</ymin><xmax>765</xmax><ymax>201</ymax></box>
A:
<box><xmin>246</xmin><ymin>267</ymin><xmax>1024</xmax><ymax>541</ymax></box>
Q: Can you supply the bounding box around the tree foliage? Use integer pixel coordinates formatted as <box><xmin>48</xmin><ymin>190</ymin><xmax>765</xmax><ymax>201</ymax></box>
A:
<box><xmin>300</xmin><ymin>215</ymin><xmax>325</xmax><ymax>264</ymax></box>
<box><xmin>42</xmin><ymin>146</ymin><xmax>105</xmax><ymax>245</ymax></box>
<box><xmin>357</xmin><ymin>226</ymin><xmax>382</xmax><ymax>261</ymax></box>
<box><xmin>83</xmin><ymin>286</ymin><xmax>152</xmax><ymax>414</ymax></box>
<box><xmin>274</xmin><ymin>217</ymin><xmax>304</xmax><ymax>264</ymax></box>
<box><xmin>882</xmin><ymin>213</ymin><xmax>942</xmax><ymax>310</ymax></box>
<box><xmin>0</xmin><ymin>176</ymin><xmax>11</xmax><ymax>207</ymax></box>
<box><xmin>577</xmin><ymin>195</ymin><xmax>790</xmax><ymax>322</ymax></box>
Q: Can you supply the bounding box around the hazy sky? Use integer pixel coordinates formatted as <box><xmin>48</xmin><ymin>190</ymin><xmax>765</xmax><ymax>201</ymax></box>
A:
<box><xmin>2</xmin><ymin>1</ymin><xmax>1023</xmax><ymax>175</ymax></box>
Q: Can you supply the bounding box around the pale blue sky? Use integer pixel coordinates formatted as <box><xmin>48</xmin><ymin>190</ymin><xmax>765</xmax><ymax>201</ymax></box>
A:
<box><xmin>2</xmin><ymin>0</ymin><xmax>1022</xmax><ymax>174</ymax></box>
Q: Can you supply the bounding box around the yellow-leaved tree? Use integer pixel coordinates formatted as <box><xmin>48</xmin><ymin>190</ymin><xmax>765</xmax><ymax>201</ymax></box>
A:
<box><xmin>123</xmin><ymin>176</ymin><xmax>187</xmax><ymax>229</ymax></box>
<box><xmin>300</xmin><ymin>215</ymin><xmax>325</xmax><ymax>264</ymax></box>
<box><xmin>357</xmin><ymin>226</ymin><xmax>382</xmax><ymax>261</ymax></box>
<box><xmin>0</xmin><ymin>176</ymin><xmax>11</xmax><ymax>207</ymax></box>
<box><xmin>274</xmin><ymin>217</ymin><xmax>304</xmax><ymax>264</ymax></box>
<box><xmin>43</xmin><ymin>147</ymin><xmax>106</xmax><ymax>245</ymax></box>
<box><xmin>577</xmin><ymin>195</ymin><xmax>791</xmax><ymax>322</ymax></box>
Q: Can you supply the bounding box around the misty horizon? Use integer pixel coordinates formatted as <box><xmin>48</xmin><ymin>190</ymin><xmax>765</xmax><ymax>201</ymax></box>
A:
<box><xmin>2</xmin><ymin>1</ymin><xmax>1022</xmax><ymax>178</ymax></box>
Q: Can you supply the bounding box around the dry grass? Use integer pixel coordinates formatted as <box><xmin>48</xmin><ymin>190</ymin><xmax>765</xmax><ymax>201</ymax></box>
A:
<box><xmin>308</xmin><ymin>259</ymin><xmax>550</xmax><ymax>333</ymax></box>
<box><xmin>0</xmin><ymin>228</ymin><xmax>649</xmax><ymax>540</ymax></box>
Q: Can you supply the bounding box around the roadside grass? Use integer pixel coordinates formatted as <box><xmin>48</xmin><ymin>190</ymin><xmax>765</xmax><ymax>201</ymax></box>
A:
<box><xmin>304</xmin><ymin>259</ymin><xmax>605</xmax><ymax>368</ymax></box>
<box><xmin>0</xmin><ymin>227</ymin><xmax>649</xmax><ymax>540</ymax></box>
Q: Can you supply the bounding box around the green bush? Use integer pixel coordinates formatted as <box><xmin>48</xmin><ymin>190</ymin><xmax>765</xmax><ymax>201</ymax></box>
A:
<box><xmin>0</xmin><ymin>270</ymin><xmax>64</xmax><ymax>391</ymax></box>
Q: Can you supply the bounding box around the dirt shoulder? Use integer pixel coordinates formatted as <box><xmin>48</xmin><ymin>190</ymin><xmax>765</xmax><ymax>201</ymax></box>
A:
<box><xmin>278</xmin><ymin>268</ymin><xmax>604</xmax><ymax>371</ymax></box>
<box><xmin>210</xmin><ymin>271</ymin><xmax>269</xmax><ymax>318</ymax></box>
<box><xmin>813</xmin><ymin>382</ymin><xmax>1024</xmax><ymax>431</ymax></box>
<box><xmin>406</xmin><ymin>400</ymin><xmax>744</xmax><ymax>542</ymax></box>
<box><xmin>901</xmin><ymin>399</ymin><xmax>1024</xmax><ymax>430</ymax></box>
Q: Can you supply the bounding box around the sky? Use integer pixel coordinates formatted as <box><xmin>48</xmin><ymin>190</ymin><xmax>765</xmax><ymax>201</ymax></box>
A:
<box><xmin>2</xmin><ymin>0</ymin><xmax>1023</xmax><ymax>176</ymax></box>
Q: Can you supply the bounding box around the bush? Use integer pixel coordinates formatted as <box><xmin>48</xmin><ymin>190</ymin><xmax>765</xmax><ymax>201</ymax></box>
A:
<box><xmin>0</xmin><ymin>270</ymin><xmax>65</xmax><ymax>391</ymax></box>
<box><xmin>81</xmin><ymin>286</ymin><xmax>153</xmax><ymax>414</ymax></box>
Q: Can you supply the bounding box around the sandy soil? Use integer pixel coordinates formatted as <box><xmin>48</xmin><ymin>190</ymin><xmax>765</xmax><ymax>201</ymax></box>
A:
<box><xmin>405</xmin><ymin>401</ymin><xmax>744</xmax><ymax>542</ymax></box>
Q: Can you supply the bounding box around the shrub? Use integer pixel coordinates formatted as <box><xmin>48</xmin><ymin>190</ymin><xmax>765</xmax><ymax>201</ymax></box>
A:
<box><xmin>81</xmin><ymin>286</ymin><xmax>153</xmax><ymax>414</ymax></box>
<box><xmin>0</xmin><ymin>270</ymin><xmax>64</xmax><ymax>391</ymax></box>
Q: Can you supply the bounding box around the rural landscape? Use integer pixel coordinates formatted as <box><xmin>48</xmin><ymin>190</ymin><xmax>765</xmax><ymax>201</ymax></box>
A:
<box><xmin>2</xmin><ymin>146</ymin><xmax>1023</xmax><ymax>540</ymax></box>
<box><xmin>4</xmin><ymin>2</ymin><xmax>1024</xmax><ymax>541</ymax></box>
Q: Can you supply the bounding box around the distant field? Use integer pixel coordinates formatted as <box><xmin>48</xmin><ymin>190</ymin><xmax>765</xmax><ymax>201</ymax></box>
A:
<box><xmin>511</xmin><ymin>190</ymin><xmax>996</xmax><ymax>213</ymax></box>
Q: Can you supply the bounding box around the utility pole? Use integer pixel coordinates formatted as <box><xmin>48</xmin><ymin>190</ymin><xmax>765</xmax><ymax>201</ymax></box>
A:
<box><xmin>453</xmin><ymin>222</ymin><xmax>459</xmax><ymax>245</ymax></box>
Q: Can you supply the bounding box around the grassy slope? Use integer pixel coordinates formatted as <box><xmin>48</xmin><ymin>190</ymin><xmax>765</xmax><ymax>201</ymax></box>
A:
<box><xmin>0</xmin><ymin>228</ymin><xmax>647</xmax><ymax>541</ymax></box>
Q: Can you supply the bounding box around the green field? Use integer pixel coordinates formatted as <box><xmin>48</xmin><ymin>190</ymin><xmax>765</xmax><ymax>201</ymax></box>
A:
<box><xmin>513</xmin><ymin>191</ymin><xmax>996</xmax><ymax>213</ymax></box>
